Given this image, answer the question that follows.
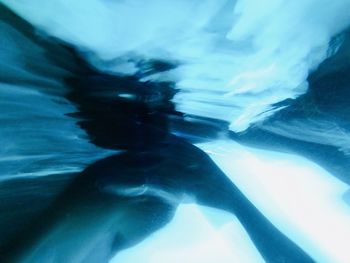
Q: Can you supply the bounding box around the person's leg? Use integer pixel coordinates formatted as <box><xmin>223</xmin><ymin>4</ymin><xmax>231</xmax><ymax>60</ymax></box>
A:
<box><xmin>0</xmin><ymin>141</ymin><xmax>315</xmax><ymax>263</ymax></box>
<box><xmin>147</xmin><ymin>140</ymin><xmax>316</xmax><ymax>263</ymax></box>
<box><xmin>0</xmin><ymin>153</ymin><xmax>176</xmax><ymax>263</ymax></box>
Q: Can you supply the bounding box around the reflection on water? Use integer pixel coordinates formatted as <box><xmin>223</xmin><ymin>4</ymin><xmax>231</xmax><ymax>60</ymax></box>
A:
<box><xmin>1</xmin><ymin>2</ymin><xmax>350</xmax><ymax>263</ymax></box>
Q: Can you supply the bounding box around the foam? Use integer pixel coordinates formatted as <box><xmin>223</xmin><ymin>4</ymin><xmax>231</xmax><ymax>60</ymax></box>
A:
<box><xmin>3</xmin><ymin>0</ymin><xmax>350</xmax><ymax>131</ymax></box>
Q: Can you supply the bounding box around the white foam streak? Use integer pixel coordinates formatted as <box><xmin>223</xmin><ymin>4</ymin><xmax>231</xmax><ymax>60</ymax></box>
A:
<box><xmin>3</xmin><ymin>0</ymin><xmax>350</xmax><ymax>130</ymax></box>
<box><xmin>261</xmin><ymin>119</ymin><xmax>350</xmax><ymax>155</ymax></box>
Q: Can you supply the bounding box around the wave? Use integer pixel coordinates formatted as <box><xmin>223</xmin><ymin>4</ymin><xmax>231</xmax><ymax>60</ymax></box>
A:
<box><xmin>3</xmin><ymin>0</ymin><xmax>350</xmax><ymax>131</ymax></box>
<box><xmin>234</xmin><ymin>29</ymin><xmax>350</xmax><ymax>186</ymax></box>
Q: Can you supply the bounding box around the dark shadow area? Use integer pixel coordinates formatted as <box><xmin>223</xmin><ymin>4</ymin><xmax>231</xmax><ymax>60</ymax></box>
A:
<box><xmin>0</xmin><ymin>3</ymin><xmax>315</xmax><ymax>262</ymax></box>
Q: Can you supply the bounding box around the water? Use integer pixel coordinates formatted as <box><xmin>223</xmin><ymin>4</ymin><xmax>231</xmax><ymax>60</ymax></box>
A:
<box><xmin>1</xmin><ymin>2</ymin><xmax>350</xmax><ymax>262</ymax></box>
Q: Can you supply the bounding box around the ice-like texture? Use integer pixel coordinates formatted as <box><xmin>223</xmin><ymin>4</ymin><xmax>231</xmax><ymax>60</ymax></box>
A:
<box><xmin>198</xmin><ymin>140</ymin><xmax>350</xmax><ymax>263</ymax></box>
<box><xmin>111</xmin><ymin>204</ymin><xmax>265</xmax><ymax>263</ymax></box>
<box><xmin>3</xmin><ymin>0</ymin><xmax>350</xmax><ymax>131</ymax></box>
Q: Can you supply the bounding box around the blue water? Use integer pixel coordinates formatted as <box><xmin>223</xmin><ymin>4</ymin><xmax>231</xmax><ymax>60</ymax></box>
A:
<box><xmin>1</xmin><ymin>1</ymin><xmax>350</xmax><ymax>262</ymax></box>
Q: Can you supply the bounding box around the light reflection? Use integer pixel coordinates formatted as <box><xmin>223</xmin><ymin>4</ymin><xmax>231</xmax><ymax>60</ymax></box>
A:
<box><xmin>198</xmin><ymin>140</ymin><xmax>350</xmax><ymax>263</ymax></box>
<box><xmin>111</xmin><ymin>204</ymin><xmax>264</xmax><ymax>263</ymax></box>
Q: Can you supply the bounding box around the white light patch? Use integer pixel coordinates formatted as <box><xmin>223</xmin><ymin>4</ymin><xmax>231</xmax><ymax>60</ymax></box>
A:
<box><xmin>110</xmin><ymin>204</ymin><xmax>265</xmax><ymax>263</ymax></box>
<box><xmin>197</xmin><ymin>140</ymin><xmax>350</xmax><ymax>263</ymax></box>
<box><xmin>3</xmin><ymin>0</ymin><xmax>350</xmax><ymax>131</ymax></box>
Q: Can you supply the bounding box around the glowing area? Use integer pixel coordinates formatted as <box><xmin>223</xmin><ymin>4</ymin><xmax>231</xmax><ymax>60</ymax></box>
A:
<box><xmin>3</xmin><ymin>0</ymin><xmax>350</xmax><ymax>131</ymax></box>
<box><xmin>197</xmin><ymin>140</ymin><xmax>350</xmax><ymax>263</ymax></box>
<box><xmin>110</xmin><ymin>204</ymin><xmax>264</xmax><ymax>263</ymax></box>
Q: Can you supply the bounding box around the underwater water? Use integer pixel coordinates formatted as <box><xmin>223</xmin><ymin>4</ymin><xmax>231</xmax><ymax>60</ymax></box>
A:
<box><xmin>0</xmin><ymin>1</ymin><xmax>350</xmax><ymax>262</ymax></box>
